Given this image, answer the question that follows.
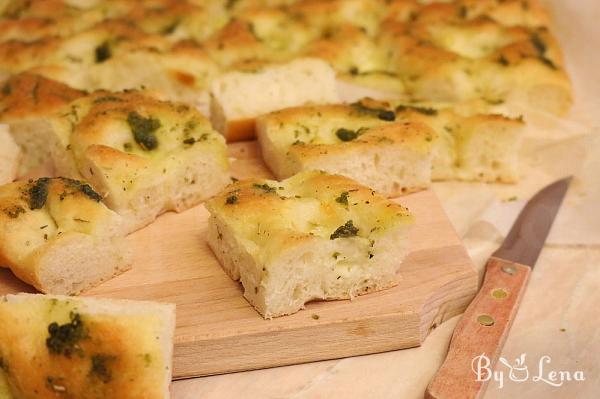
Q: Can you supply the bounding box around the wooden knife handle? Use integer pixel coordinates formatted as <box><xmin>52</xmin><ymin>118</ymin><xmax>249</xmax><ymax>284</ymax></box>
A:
<box><xmin>424</xmin><ymin>257</ymin><xmax>531</xmax><ymax>399</ymax></box>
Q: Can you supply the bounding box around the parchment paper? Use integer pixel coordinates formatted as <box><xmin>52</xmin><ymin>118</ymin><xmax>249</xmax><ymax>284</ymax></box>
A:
<box><xmin>428</xmin><ymin>0</ymin><xmax>600</xmax><ymax>255</ymax></box>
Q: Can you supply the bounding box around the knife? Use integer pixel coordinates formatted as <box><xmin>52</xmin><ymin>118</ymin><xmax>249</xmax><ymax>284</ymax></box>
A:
<box><xmin>425</xmin><ymin>176</ymin><xmax>572</xmax><ymax>399</ymax></box>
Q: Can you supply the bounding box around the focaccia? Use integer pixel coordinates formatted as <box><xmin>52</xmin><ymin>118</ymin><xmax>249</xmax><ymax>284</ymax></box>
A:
<box><xmin>392</xmin><ymin>103</ymin><xmax>524</xmax><ymax>183</ymax></box>
<box><xmin>209</xmin><ymin>58</ymin><xmax>339</xmax><ymax>142</ymax></box>
<box><xmin>377</xmin><ymin>9</ymin><xmax>572</xmax><ymax>114</ymax></box>
<box><xmin>257</xmin><ymin>102</ymin><xmax>436</xmax><ymax>197</ymax></box>
<box><xmin>205</xmin><ymin>170</ymin><xmax>415</xmax><ymax>318</ymax></box>
<box><xmin>257</xmin><ymin>99</ymin><xmax>523</xmax><ymax>187</ymax></box>
<box><xmin>50</xmin><ymin>90</ymin><xmax>230</xmax><ymax>233</ymax></box>
<box><xmin>0</xmin><ymin>73</ymin><xmax>86</xmax><ymax>176</ymax></box>
<box><xmin>0</xmin><ymin>177</ymin><xmax>132</xmax><ymax>295</ymax></box>
<box><xmin>0</xmin><ymin>293</ymin><xmax>175</xmax><ymax>399</ymax></box>
<box><xmin>0</xmin><ymin>20</ymin><xmax>219</xmax><ymax>104</ymax></box>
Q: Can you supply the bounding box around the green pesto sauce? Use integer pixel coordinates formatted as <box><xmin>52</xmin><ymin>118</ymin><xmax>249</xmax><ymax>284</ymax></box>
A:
<box><xmin>95</xmin><ymin>41</ymin><xmax>112</xmax><ymax>63</ymax></box>
<box><xmin>330</xmin><ymin>220</ymin><xmax>359</xmax><ymax>240</ymax></box>
<box><xmin>28</xmin><ymin>178</ymin><xmax>50</xmax><ymax>210</ymax></box>
<box><xmin>127</xmin><ymin>112</ymin><xmax>161</xmax><ymax>151</ymax></box>
<box><xmin>252</xmin><ymin>183</ymin><xmax>277</xmax><ymax>194</ymax></box>
<box><xmin>46</xmin><ymin>312</ymin><xmax>87</xmax><ymax>358</ymax></box>
<box><xmin>335</xmin><ymin>191</ymin><xmax>349</xmax><ymax>206</ymax></box>
<box><xmin>350</xmin><ymin>102</ymin><xmax>396</xmax><ymax>121</ymax></box>
<box><xmin>336</xmin><ymin>128</ymin><xmax>360</xmax><ymax>142</ymax></box>
<box><xmin>395</xmin><ymin>105</ymin><xmax>438</xmax><ymax>116</ymax></box>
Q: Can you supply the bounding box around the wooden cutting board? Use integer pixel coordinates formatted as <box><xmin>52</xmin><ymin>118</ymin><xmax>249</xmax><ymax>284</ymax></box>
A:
<box><xmin>0</xmin><ymin>141</ymin><xmax>478</xmax><ymax>379</ymax></box>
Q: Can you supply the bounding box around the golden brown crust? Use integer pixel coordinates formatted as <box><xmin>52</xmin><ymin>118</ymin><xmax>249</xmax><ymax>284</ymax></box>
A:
<box><xmin>0</xmin><ymin>73</ymin><xmax>86</xmax><ymax>121</ymax></box>
<box><xmin>207</xmin><ymin>170</ymin><xmax>413</xmax><ymax>250</ymax></box>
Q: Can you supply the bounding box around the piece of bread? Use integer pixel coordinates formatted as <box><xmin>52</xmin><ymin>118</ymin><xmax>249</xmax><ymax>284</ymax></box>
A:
<box><xmin>0</xmin><ymin>177</ymin><xmax>132</xmax><ymax>294</ymax></box>
<box><xmin>0</xmin><ymin>293</ymin><xmax>175</xmax><ymax>399</ymax></box>
<box><xmin>0</xmin><ymin>124</ymin><xmax>20</xmax><ymax>185</ymax></box>
<box><xmin>257</xmin><ymin>101</ymin><xmax>437</xmax><ymax>197</ymax></box>
<box><xmin>377</xmin><ymin>15</ymin><xmax>572</xmax><ymax>114</ymax></box>
<box><xmin>205</xmin><ymin>170</ymin><xmax>415</xmax><ymax>318</ymax></box>
<box><xmin>0</xmin><ymin>73</ymin><xmax>86</xmax><ymax>176</ymax></box>
<box><xmin>393</xmin><ymin>103</ymin><xmax>524</xmax><ymax>183</ymax></box>
<box><xmin>0</xmin><ymin>19</ymin><xmax>219</xmax><ymax>104</ymax></box>
<box><xmin>209</xmin><ymin>58</ymin><xmax>340</xmax><ymax>142</ymax></box>
<box><xmin>50</xmin><ymin>90</ymin><xmax>230</xmax><ymax>233</ymax></box>
<box><xmin>88</xmin><ymin>40</ymin><xmax>220</xmax><ymax>107</ymax></box>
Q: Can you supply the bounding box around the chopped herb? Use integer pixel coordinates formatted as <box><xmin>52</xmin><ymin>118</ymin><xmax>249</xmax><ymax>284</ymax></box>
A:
<box><xmin>123</xmin><ymin>142</ymin><xmax>132</xmax><ymax>152</ymax></box>
<box><xmin>530</xmin><ymin>33</ymin><xmax>558</xmax><ymax>69</ymax></box>
<box><xmin>90</xmin><ymin>354</ymin><xmax>114</xmax><ymax>383</ymax></box>
<box><xmin>225</xmin><ymin>194</ymin><xmax>238</xmax><ymax>205</ymax></box>
<box><xmin>395</xmin><ymin>105</ymin><xmax>438</xmax><ymax>116</ymax></box>
<box><xmin>330</xmin><ymin>220</ymin><xmax>359</xmax><ymax>240</ymax></box>
<box><xmin>336</xmin><ymin>128</ymin><xmax>360</xmax><ymax>142</ymax></box>
<box><xmin>79</xmin><ymin>183</ymin><xmax>102</xmax><ymax>202</ymax></box>
<box><xmin>183</xmin><ymin>134</ymin><xmax>208</xmax><ymax>146</ymax></box>
<box><xmin>46</xmin><ymin>312</ymin><xmax>87</xmax><ymax>358</ymax></box>
<box><xmin>0</xmin><ymin>356</ymin><xmax>8</xmax><ymax>372</ymax></box>
<box><xmin>95</xmin><ymin>41</ymin><xmax>111</xmax><ymax>63</ymax></box>
<box><xmin>231</xmin><ymin>177</ymin><xmax>239</xmax><ymax>182</ymax></box>
<box><xmin>350</xmin><ymin>102</ymin><xmax>396</xmax><ymax>121</ymax></box>
<box><xmin>73</xmin><ymin>218</ymin><xmax>90</xmax><ymax>223</ymax></box>
<box><xmin>498</xmin><ymin>55</ymin><xmax>509</xmax><ymax>66</ymax></box>
<box><xmin>161</xmin><ymin>19</ymin><xmax>180</xmax><ymax>35</ymax></box>
<box><xmin>335</xmin><ymin>191</ymin><xmax>349</xmax><ymax>206</ymax></box>
<box><xmin>127</xmin><ymin>112</ymin><xmax>161</xmax><ymax>151</ymax></box>
<box><xmin>332</xmin><ymin>252</ymin><xmax>340</xmax><ymax>259</ymax></box>
<box><xmin>3</xmin><ymin>205</ymin><xmax>25</xmax><ymax>219</ymax></box>
<box><xmin>539</xmin><ymin>56</ymin><xmax>558</xmax><ymax>70</ymax></box>
<box><xmin>311</xmin><ymin>314</ymin><xmax>320</xmax><ymax>320</ymax></box>
<box><xmin>252</xmin><ymin>183</ymin><xmax>277</xmax><ymax>194</ymax></box>
<box><xmin>28</xmin><ymin>178</ymin><xmax>50</xmax><ymax>210</ymax></box>
<box><xmin>531</xmin><ymin>33</ymin><xmax>547</xmax><ymax>55</ymax></box>
<box><xmin>92</xmin><ymin>95</ymin><xmax>122</xmax><ymax>104</ymax></box>
<box><xmin>1</xmin><ymin>83</ymin><xmax>11</xmax><ymax>96</ymax></box>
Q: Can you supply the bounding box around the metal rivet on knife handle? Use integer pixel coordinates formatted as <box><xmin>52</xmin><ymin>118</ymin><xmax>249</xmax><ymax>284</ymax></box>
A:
<box><xmin>491</xmin><ymin>288</ymin><xmax>508</xmax><ymax>299</ymax></box>
<box><xmin>477</xmin><ymin>314</ymin><xmax>495</xmax><ymax>326</ymax></box>
<box><xmin>501</xmin><ymin>266</ymin><xmax>516</xmax><ymax>275</ymax></box>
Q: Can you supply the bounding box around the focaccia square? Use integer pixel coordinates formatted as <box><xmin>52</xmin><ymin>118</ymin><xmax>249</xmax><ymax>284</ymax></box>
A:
<box><xmin>205</xmin><ymin>170</ymin><xmax>415</xmax><ymax>318</ymax></box>
<box><xmin>50</xmin><ymin>90</ymin><xmax>231</xmax><ymax>233</ymax></box>
<box><xmin>392</xmin><ymin>103</ymin><xmax>524</xmax><ymax>183</ymax></box>
<box><xmin>0</xmin><ymin>177</ymin><xmax>132</xmax><ymax>295</ymax></box>
<box><xmin>0</xmin><ymin>293</ymin><xmax>175</xmax><ymax>399</ymax></box>
<box><xmin>0</xmin><ymin>73</ymin><xmax>86</xmax><ymax>176</ymax></box>
<box><xmin>256</xmin><ymin>102</ymin><xmax>437</xmax><ymax>197</ymax></box>
<box><xmin>209</xmin><ymin>58</ymin><xmax>339</xmax><ymax>142</ymax></box>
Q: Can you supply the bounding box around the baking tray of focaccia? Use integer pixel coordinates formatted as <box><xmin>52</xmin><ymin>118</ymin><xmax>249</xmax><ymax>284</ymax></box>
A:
<box><xmin>0</xmin><ymin>0</ymin><xmax>572</xmax><ymax>397</ymax></box>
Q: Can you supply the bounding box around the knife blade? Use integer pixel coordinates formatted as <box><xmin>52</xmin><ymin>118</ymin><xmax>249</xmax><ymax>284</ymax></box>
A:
<box><xmin>425</xmin><ymin>176</ymin><xmax>572</xmax><ymax>399</ymax></box>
